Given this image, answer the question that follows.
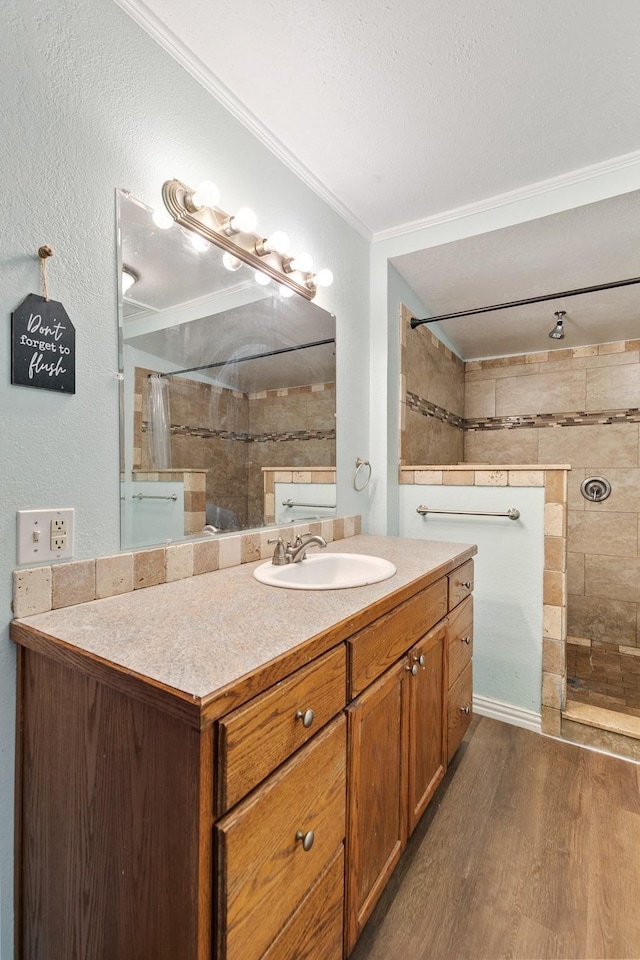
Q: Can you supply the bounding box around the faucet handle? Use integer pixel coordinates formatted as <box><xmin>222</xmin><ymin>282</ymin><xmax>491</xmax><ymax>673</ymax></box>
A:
<box><xmin>267</xmin><ymin>537</ymin><xmax>287</xmax><ymax>565</ymax></box>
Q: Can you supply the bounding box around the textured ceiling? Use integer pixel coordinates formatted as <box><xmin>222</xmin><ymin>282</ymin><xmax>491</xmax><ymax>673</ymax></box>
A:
<box><xmin>116</xmin><ymin>0</ymin><xmax>640</xmax><ymax>358</ymax></box>
<box><xmin>117</xmin><ymin>0</ymin><xmax>640</xmax><ymax>236</ymax></box>
<box><xmin>392</xmin><ymin>191</ymin><xmax>640</xmax><ymax>359</ymax></box>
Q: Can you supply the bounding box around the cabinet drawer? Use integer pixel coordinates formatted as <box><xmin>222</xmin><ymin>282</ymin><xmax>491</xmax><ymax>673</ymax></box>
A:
<box><xmin>217</xmin><ymin>646</ymin><xmax>346</xmax><ymax>813</ymax></box>
<box><xmin>447</xmin><ymin>595</ymin><xmax>473</xmax><ymax>690</ymax></box>
<box><xmin>448</xmin><ymin>559</ymin><xmax>474</xmax><ymax>609</ymax></box>
<box><xmin>349</xmin><ymin>579</ymin><xmax>448</xmax><ymax>696</ymax></box>
<box><xmin>447</xmin><ymin>661</ymin><xmax>473</xmax><ymax>763</ymax></box>
<box><xmin>216</xmin><ymin>715</ymin><xmax>346</xmax><ymax>960</ymax></box>
<box><xmin>262</xmin><ymin>845</ymin><xmax>344</xmax><ymax>960</ymax></box>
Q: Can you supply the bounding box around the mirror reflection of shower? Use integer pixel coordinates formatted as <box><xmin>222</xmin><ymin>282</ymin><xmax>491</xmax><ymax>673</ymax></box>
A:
<box><xmin>117</xmin><ymin>190</ymin><xmax>336</xmax><ymax>550</ymax></box>
<box><xmin>148</xmin><ymin>374</ymin><xmax>172</xmax><ymax>469</ymax></box>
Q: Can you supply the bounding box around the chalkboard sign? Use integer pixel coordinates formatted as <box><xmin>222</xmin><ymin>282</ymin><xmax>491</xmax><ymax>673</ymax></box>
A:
<box><xmin>11</xmin><ymin>293</ymin><xmax>76</xmax><ymax>393</ymax></box>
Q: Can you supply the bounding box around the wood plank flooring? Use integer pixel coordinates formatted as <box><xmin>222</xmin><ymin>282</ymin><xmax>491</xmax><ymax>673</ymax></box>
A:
<box><xmin>349</xmin><ymin>716</ymin><xmax>640</xmax><ymax>960</ymax></box>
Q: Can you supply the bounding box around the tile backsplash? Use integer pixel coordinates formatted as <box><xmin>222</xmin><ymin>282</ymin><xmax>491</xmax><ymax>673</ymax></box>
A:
<box><xmin>12</xmin><ymin>515</ymin><xmax>361</xmax><ymax>619</ymax></box>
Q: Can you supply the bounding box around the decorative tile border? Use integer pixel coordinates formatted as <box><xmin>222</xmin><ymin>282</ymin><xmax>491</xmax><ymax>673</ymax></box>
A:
<box><xmin>406</xmin><ymin>392</ymin><xmax>640</xmax><ymax>433</ymax></box>
<box><xmin>400</xmin><ymin>464</ymin><xmax>568</xmax><ymax>736</ymax></box>
<box><xmin>466</xmin><ymin>408</ymin><xmax>640</xmax><ymax>431</ymax></box>
<box><xmin>142</xmin><ymin>423</ymin><xmax>336</xmax><ymax>443</ymax></box>
<box><xmin>12</xmin><ymin>514</ymin><xmax>361</xmax><ymax>619</ymax></box>
<box><xmin>406</xmin><ymin>392</ymin><xmax>465</xmax><ymax>429</ymax></box>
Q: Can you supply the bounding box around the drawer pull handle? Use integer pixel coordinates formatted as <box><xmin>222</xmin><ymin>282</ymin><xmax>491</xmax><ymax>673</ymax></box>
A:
<box><xmin>295</xmin><ymin>829</ymin><xmax>315</xmax><ymax>851</ymax></box>
<box><xmin>462</xmin><ymin>580</ymin><xmax>473</xmax><ymax>590</ymax></box>
<box><xmin>460</xmin><ymin>704</ymin><xmax>471</xmax><ymax>715</ymax></box>
<box><xmin>295</xmin><ymin>708</ymin><xmax>315</xmax><ymax>728</ymax></box>
<box><xmin>462</xmin><ymin>636</ymin><xmax>471</xmax><ymax>646</ymax></box>
<box><xmin>406</xmin><ymin>663</ymin><xmax>418</xmax><ymax>676</ymax></box>
<box><xmin>413</xmin><ymin>654</ymin><xmax>426</xmax><ymax>668</ymax></box>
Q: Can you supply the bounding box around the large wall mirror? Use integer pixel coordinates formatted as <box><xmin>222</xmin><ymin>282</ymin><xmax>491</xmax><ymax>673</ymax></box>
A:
<box><xmin>117</xmin><ymin>191</ymin><xmax>336</xmax><ymax>550</ymax></box>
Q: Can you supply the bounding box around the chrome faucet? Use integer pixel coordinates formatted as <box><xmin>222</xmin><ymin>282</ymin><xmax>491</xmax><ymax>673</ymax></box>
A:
<box><xmin>268</xmin><ymin>533</ymin><xmax>328</xmax><ymax>565</ymax></box>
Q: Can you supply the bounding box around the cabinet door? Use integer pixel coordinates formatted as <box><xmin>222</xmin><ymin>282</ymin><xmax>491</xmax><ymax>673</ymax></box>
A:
<box><xmin>216</xmin><ymin>716</ymin><xmax>346</xmax><ymax>960</ymax></box>
<box><xmin>407</xmin><ymin>621</ymin><xmax>447</xmax><ymax>835</ymax></box>
<box><xmin>345</xmin><ymin>659</ymin><xmax>408</xmax><ymax>954</ymax></box>
<box><xmin>448</xmin><ymin>660</ymin><xmax>473</xmax><ymax>763</ymax></box>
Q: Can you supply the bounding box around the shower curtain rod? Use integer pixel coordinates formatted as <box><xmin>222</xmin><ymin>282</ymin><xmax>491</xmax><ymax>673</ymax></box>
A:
<box><xmin>410</xmin><ymin>276</ymin><xmax>640</xmax><ymax>328</ymax></box>
<box><xmin>149</xmin><ymin>337</ymin><xmax>335</xmax><ymax>379</ymax></box>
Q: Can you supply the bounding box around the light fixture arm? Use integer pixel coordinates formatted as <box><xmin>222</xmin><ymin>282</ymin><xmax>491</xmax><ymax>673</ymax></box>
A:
<box><xmin>161</xmin><ymin>179</ymin><xmax>316</xmax><ymax>300</ymax></box>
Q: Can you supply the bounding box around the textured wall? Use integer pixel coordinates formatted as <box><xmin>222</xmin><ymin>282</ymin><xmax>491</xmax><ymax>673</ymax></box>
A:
<box><xmin>0</xmin><ymin>0</ymin><xmax>369</xmax><ymax>951</ymax></box>
<box><xmin>464</xmin><ymin>340</ymin><xmax>640</xmax><ymax>650</ymax></box>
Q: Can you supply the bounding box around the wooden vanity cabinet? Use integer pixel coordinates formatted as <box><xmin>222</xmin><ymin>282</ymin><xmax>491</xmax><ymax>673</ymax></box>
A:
<box><xmin>344</xmin><ymin>565</ymin><xmax>473</xmax><ymax>956</ymax></box>
<box><xmin>407</xmin><ymin>620</ymin><xmax>447</xmax><ymax>833</ymax></box>
<box><xmin>13</xmin><ymin>547</ymin><xmax>475</xmax><ymax>960</ymax></box>
<box><xmin>446</xmin><ymin>593</ymin><xmax>474</xmax><ymax>762</ymax></box>
<box><xmin>345</xmin><ymin>659</ymin><xmax>408</xmax><ymax>950</ymax></box>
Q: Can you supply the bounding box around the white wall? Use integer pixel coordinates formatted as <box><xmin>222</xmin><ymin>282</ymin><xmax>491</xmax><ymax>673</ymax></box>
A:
<box><xmin>400</xmin><ymin>485</ymin><xmax>545</xmax><ymax>717</ymax></box>
<box><xmin>0</xmin><ymin>0</ymin><xmax>370</xmax><ymax>951</ymax></box>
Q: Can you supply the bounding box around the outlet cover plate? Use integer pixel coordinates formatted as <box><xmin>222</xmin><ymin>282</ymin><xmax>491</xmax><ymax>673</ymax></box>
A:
<box><xmin>17</xmin><ymin>508</ymin><xmax>75</xmax><ymax>565</ymax></box>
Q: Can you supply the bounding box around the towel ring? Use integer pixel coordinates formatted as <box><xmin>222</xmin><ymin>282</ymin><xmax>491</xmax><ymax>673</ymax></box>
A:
<box><xmin>353</xmin><ymin>457</ymin><xmax>372</xmax><ymax>491</ymax></box>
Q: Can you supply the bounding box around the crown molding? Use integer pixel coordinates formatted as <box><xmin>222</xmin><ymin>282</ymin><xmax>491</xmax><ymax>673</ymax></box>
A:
<box><xmin>372</xmin><ymin>148</ymin><xmax>640</xmax><ymax>243</ymax></box>
<box><xmin>113</xmin><ymin>0</ymin><xmax>372</xmax><ymax>239</ymax></box>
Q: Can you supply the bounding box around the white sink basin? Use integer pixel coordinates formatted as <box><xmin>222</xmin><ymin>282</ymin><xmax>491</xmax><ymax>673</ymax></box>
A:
<box><xmin>253</xmin><ymin>552</ymin><xmax>397</xmax><ymax>590</ymax></box>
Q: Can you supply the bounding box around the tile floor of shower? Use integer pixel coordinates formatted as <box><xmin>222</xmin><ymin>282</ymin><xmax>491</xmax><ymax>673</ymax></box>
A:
<box><xmin>566</xmin><ymin>639</ymin><xmax>640</xmax><ymax>719</ymax></box>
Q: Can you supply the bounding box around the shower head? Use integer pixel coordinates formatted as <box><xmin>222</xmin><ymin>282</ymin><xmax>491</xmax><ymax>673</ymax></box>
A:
<box><xmin>549</xmin><ymin>310</ymin><xmax>566</xmax><ymax>340</ymax></box>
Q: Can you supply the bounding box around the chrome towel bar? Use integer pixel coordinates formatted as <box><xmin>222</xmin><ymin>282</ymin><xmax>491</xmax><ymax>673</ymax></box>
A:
<box><xmin>132</xmin><ymin>493</ymin><xmax>178</xmax><ymax>501</ymax></box>
<box><xmin>416</xmin><ymin>504</ymin><xmax>520</xmax><ymax>520</ymax></box>
<box><xmin>282</xmin><ymin>498</ymin><xmax>337</xmax><ymax>509</ymax></box>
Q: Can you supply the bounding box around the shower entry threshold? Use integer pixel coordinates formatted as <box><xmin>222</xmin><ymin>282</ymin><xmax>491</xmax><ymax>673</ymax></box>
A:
<box><xmin>561</xmin><ymin>701</ymin><xmax>640</xmax><ymax>763</ymax></box>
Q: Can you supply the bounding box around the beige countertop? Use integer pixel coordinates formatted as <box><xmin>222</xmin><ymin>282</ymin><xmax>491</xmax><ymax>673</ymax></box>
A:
<box><xmin>13</xmin><ymin>535</ymin><xmax>475</xmax><ymax>709</ymax></box>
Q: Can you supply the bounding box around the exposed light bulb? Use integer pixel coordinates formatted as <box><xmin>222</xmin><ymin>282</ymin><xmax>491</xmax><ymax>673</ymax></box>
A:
<box><xmin>152</xmin><ymin>208</ymin><xmax>173</xmax><ymax>229</ymax></box>
<box><xmin>191</xmin><ymin>179</ymin><xmax>220</xmax><ymax>208</ymax></box>
<box><xmin>222</xmin><ymin>252</ymin><xmax>243</xmax><ymax>272</ymax></box>
<box><xmin>229</xmin><ymin>206</ymin><xmax>257</xmax><ymax>234</ymax></box>
<box><xmin>122</xmin><ymin>268</ymin><xmax>138</xmax><ymax>294</ymax></box>
<box><xmin>289</xmin><ymin>253</ymin><xmax>314</xmax><ymax>274</ymax></box>
<box><xmin>266</xmin><ymin>230</ymin><xmax>290</xmax><ymax>255</ymax></box>
<box><xmin>312</xmin><ymin>268</ymin><xmax>334</xmax><ymax>288</ymax></box>
<box><xmin>254</xmin><ymin>270</ymin><xmax>271</xmax><ymax>286</ymax></box>
<box><xmin>190</xmin><ymin>234</ymin><xmax>210</xmax><ymax>253</ymax></box>
<box><xmin>279</xmin><ymin>285</ymin><xmax>294</xmax><ymax>298</ymax></box>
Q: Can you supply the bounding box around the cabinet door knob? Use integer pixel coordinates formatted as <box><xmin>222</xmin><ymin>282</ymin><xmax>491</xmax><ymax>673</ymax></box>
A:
<box><xmin>462</xmin><ymin>636</ymin><xmax>471</xmax><ymax>645</ymax></box>
<box><xmin>406</xmin><ymin>663</ymin><xmax>418</xmax><ymax>676</ymax></box>
<box><xmin>413</xmin><ymin>654</ymin><xmax>426</xmax><ymax>668</ymax></box>
<box><xmin>462</xmin><ymin>580</ymin><xmax>473</xmax><ymax>589</ymax></box>
<box><xmin>295</xmin><ymin>708</ymin><xmax>314</xmax><ymax>728</ymax></box>
<box><xmin>295</xmin><ymin>829</ymin><xmax>315</xmax><ymax>851</ymax></box>
<box><xmin>460</xmin><ymin>704</ymin><xmax>471</xmax><ymax>715</ymax></box>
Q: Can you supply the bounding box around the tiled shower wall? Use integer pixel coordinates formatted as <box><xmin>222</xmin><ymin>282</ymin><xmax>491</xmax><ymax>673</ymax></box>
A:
<box><xmin>463</xmin><ymin>340</ymin><xmax>640</xmax><ymax>650</ymax></box>
<box><xmin>135</xmin><ymin>369</ymin><xmax>335</xmax><ymax>528</ymax></box>
<box><xmin>400</xmin><ymin>305</ymin><xmax>464</xmax><ymax>464</ymax></box>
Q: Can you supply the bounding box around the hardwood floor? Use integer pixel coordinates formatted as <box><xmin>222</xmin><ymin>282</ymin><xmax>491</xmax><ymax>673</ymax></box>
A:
<box><xmin>349</xmin><ymin>716</ymin><xmax>640</xmax><ymax>960</ymax></box>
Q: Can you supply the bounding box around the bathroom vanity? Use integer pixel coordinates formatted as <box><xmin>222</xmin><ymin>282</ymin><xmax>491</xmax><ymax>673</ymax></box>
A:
<box><xmin>11</xmin><ymin>534</ymin><xmax>475</xmax><ymax>960</ymax></box>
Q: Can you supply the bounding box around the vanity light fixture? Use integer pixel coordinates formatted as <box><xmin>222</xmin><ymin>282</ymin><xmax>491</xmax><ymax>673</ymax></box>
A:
<box><xmin>254</xmin><ymin>270</ymin><xmax>271</xmax><ymax>286</ymax></box>
<box><xmin>188</xmin><ymin>180</ymin><xmax>220</xmax><ymax>210</ymax></box>
<box><xmin>222</xmin><ymin>252</ymin><xmax>243</xmax><ymax>272</ymax></box>
<box><xmin>223</xmin><ymin>206</ymin><xmax>258</xmax><ymax>236</ymax></box>
<box><xmin>161</xmin><ymin>178</ymin><xmax>332</xmax><ymax>300</ymax></box>
<box><xmin>255</xmin><ymin>230</ymin><xmax>290</xmax><ymax>256</ymax></box>
<box><xmin>189</xmin><ymin>234</ymin><xmax>210</xmax><ymax>253</ymax></box>
<box><xmin>152</xmin><ymin>208</ymin><xmax>174</xmax><ymax>230</ymax></box>
<box><xmin>548</xmin><ymin>310</ymin><xmax>566</xmax><ymax>340</ymax></box>
<box><xmin>121</xmin><ymin>266</ymin><xmax>138</xmax><ymax>294</ymax></box>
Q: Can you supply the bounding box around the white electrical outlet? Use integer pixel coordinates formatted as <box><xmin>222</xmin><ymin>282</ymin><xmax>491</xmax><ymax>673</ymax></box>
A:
<box><xmin>17</xmin><ymin>508</ymin><xmax>75</xmax><ymax>564</ymax></box>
